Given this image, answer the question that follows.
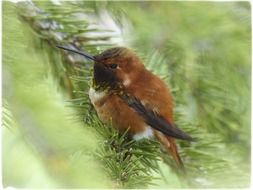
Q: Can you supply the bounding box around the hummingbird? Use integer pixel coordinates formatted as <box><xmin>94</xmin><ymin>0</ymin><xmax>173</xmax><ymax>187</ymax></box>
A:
<box><xmin>57</xmin><ymin>45</ymin><xmax>193</xmax><ymax>168</ymax></box>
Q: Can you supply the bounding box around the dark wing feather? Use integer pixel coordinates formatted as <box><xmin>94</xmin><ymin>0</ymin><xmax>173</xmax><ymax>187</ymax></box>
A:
<box><xmin>121</xmin><ymin>94</ymin><xmax>194</xmax><ymax>141</ymax></box>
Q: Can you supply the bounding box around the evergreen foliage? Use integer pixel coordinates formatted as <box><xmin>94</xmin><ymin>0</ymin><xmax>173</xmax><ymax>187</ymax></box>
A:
<box><xmin>3</xmin><ymin>1</ymin><xmax>251</xmax><ymax>188</ymax></box>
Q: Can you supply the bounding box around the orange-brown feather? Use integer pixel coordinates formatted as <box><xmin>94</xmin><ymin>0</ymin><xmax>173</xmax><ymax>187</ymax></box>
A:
<box><xmin>123</xmin><ymin>68</ymin><xmax>183</xmax><ymax>167</ymax></box>
<box><xmin>154</xmin><ymin>131</ymin><xmax>184</xmax><ymax>168</ymax></box>
<box><xmin>93</xmin><ymin>93</ymin><xmax>147</xmax><ymax>135</ymax></box>
<box><xmin>125</xmin><ymin>69</ymin><xmax>174</xmax><ymax>121</ymax></box>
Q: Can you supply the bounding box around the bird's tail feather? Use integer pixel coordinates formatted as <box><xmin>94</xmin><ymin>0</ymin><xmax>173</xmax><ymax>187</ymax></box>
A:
<box><xmin>154</xmin><ymin>131</ymin><xmax>185</xmax><ymax>170</ymax></box>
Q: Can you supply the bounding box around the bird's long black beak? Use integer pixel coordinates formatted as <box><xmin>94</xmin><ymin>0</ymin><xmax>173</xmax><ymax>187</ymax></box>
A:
<box><xmin>56</xmin><ymin>45</ymin><xmax>95</xmax><ymax>61</ymax></box>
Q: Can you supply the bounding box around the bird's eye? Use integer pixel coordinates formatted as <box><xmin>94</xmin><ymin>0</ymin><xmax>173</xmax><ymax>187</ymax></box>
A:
<box><xmin>109</xmin><ymin>64</ymin><xmax>118</xmax><ymax>69</ymax></box>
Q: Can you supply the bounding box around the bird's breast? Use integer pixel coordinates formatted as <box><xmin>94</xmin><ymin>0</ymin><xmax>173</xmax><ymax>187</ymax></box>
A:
<box><xmin>88</xmin><ymin>87</ymin><xmax>153</xmax><ymax>139</ymax></box>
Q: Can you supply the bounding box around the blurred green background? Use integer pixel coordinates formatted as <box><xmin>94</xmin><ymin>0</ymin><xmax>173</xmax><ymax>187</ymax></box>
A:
<box><xmin>2</xmin><ymin>1</ymin><xmax>251</xmax><ymax>189</ymax></box>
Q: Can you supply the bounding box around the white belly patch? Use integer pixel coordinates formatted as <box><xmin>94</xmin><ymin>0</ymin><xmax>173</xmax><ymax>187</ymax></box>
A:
<box><xmin>133</xmin><ymin>126</ymin><xmax>154</xmax><ymax>140</ymax></box>
<box><xmin>89</xmin><ymin>87</ymin><xmax>107</xmax><ymax>105</ymax></box>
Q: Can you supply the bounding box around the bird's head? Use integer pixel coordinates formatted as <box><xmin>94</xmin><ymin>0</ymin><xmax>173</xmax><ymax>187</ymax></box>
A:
<box><xmin>57</xmin><ymin>46</ymin><xmax>145</xmax><ymax>90</ymax></box>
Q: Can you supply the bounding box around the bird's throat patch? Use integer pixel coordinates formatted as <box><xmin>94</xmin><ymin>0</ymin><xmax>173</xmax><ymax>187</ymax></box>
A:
<box><xmin>93</xmin><ymin>62</ymin><xmax>118</xmax><ymax>90</ymax></box>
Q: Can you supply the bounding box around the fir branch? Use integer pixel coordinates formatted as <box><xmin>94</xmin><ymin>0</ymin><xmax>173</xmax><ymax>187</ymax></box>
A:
<box><xmin>15</xmin><ymin>1</ymin><xmax>251</xmax><ymax>188</ymax></box>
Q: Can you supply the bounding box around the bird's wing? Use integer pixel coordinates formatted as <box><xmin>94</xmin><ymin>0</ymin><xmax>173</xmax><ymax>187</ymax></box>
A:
<box><xmin>120</xmin><ymin>94</ymin><xmax>194</xmax><ymax>141</ymax></box>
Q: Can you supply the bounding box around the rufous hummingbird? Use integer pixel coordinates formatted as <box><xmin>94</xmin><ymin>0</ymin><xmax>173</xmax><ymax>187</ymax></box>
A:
<box><xmin>57</xmin><ymin>45</ymin><xmax>193</xmax><ymax>168</ymax></box>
